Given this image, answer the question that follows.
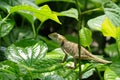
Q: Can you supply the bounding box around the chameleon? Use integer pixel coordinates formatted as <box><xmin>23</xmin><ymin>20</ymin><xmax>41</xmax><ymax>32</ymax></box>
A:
<box><xmin>48</xmin><ymin>32</ymin><xmax>111</xmax><ymax>68</ymax></box>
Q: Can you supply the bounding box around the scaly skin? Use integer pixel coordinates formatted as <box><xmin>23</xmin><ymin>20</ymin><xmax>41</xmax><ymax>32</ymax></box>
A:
<box><xmin>48</xmin><ymin>32</ymin><xmax>111</xmax><ymax>68</ymax></box>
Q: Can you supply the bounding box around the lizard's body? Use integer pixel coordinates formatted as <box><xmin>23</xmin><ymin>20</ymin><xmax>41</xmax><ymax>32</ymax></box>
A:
<box><xmin>48</xmin><ymin>32</ymin><xmax>111</xmax><ymax>68</ymax></box>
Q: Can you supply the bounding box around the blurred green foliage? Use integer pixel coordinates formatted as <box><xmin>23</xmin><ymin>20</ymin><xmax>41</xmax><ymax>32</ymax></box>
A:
<box><xmin>0</xmin><ymin>0</ymin><xmax>120</xmax><ymax>80</ymax></box>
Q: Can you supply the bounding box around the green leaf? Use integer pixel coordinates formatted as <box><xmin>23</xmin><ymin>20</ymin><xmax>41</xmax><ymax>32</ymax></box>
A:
<box><xmin>0</xmin><ymin>60</ymin><xmax>20</xmax><ymax>80</ymax></box>
<box><xmin>79</xmin><ymin>27</ymin><xmax>92</xmax><ymax>47</ymax></box>
<box><xmin>110</xmin><ymin>62</ymin><xmax>120</xmax><ymax>76</ymax></box>
<box><xmin>18</xmin><ymin>11</ymin><xmax>35</xmax><ymax>24</ymax></box>
<box><xmin>0</xmin><ymin>19</ymin><xmax>15</xmax><ymax>37</ymax></box>
<box><xmin>54</xmin><ymin>8</ymin><xmax>78</xmax><ymax>20</ymax></box>
<box><xmin>116</xmin><ymin>28</ymin><xmax>120</xmax><ymax>56</ymax></box>
<box><xmin>105</xmin><ymin>61</ymin><xmax>120</xmax><ymax>80</ymax></box>
<box><xmin>5</xmin><ymin>39</ymin><xmax>48</xmax><ymax>66</ymax></box>
<box><xmin>10</xmin><ymin>5</ymin><xmax>61</xmax><ymax>24</ymax></box>
<box><xmin>104</xmin><ymin>67</ymin><xmax>119</xmax><ymax>80</ymax></box>
<box><xmin>103</xmin><ymin>1</ymin><xmax>120</xmax><ymax>27</ymax></box>
<box><xmin>101</xmin><ymin>17</ymin><xmax>116</xmax><ymax>38</ymax></box>
<box><xmin>42</xmin><ymin>75</ymin><xmax>64</xmax><ymax>80</ymax></box>
<box><xmin>0</xmin><ymin>0</ymin><xmax>11</xmax><ymax>12</ymax></box>
<box><xmin>104</xmin><ymin>43</ymin><xmax>118</xmax><ymax>58</ymax></box>
<box><xmin>87</xmin><ymin>15</ymin><xmax>106</xmax><ymax>31</ymax></box>
<box><xmin>81</xmin><ymin>63</ymin><xmax>94</xmax><ymax>79</ymax></box>
<box><xmin>35</xmin><ymin>5</ymin><xmax>61</xmax><ymax>24</ymax></box>
<box><xmin>35</xmin><ymin>0</ymin><xmax>75</xmax><ymax>5</ymax></box>
<box><xmin>34</xmin><ymin>48</ymin><xmax>78</xmax><ymax>80</ymax></box>
<box><xmin>82</xmin><ymin>68</ymin><xmax>94</xmax><ymax>79</ymax></box>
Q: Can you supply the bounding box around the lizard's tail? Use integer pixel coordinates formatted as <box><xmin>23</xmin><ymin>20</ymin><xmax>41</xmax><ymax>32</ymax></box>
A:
<box><xmin>81</xmin><ymin>47</ymin><xmax>112</xmax><ymax>64</ymax></box>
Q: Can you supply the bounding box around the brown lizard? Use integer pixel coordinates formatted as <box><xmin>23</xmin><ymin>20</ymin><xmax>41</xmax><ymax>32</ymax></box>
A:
<box><xmin>48</xmin><ymin>32</ymin><xmax>111</xmax><ymax>68</ymax></box>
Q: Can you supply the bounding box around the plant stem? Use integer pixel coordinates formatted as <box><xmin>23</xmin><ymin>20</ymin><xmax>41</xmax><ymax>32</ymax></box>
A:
<box><xmin>2</xmin><ymin>13</ymin><xmax>10</xmax><ymax>21</ymax></box>
<box><xmin>36</xmin><ymin>22</ymin><xmax>44</xmax><ymax>38</ymax></box>
<box><xmin>75</xmin><ymin>0</ymin><xmax>82</xmax><ymax>80</ymax></box>
<box><xmin>95</xmin><ymin>67</ymin><xmax>103</xmax><ymax>80</ymax></box>
<box><xmin>116</xmin><ymin>40</ymin><xmax>120</xmax><ymax>58</ymax></box>
<box><xmin>81</xmin><ymin>8</ymin><xmax>102</xmax><ymax>15</ymax></box>
<box><xmin>28</xmin><ymin>69</ymin><xmax>33</xmax><ymax>80</ymax></box>
<box><xmin>31</xmin><ymin>23</ymin><xmax>36</xmax><ymax>39</ymax></box>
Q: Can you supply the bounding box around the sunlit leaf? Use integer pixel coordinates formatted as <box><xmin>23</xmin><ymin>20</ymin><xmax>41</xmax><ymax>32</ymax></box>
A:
<box><xmin>5</xmin><ymin>39</ymin><xmax>48</xmax><ymax>66</ymax></box>
<box><xmin>0</xmin><ymin>19</ymin><xmax>15</xmax><ymax>37</ymax></box>
<box><xmin>79</xmin><ymin>27</ymin><xmax>92</xmax><ymax>47</ymax></box>
<box><xmin>10</xmin><ymin>5</ymin><xmax>61</xmax><ymax>24</ymax></box>
<box><xmin>54</xmin><ymin>8</ymin><xmax>78</xmax><ymax>20</ymax></box>
<box><xmin>87</xmin><ymin>15</ymin><xmax>106</xmax><ymax>31</ymax></box>
<box><xmin>103</xmin><ymin>1</ymin><xmax>120</xmax><ymax>27</ymax></box>
<box><xmin>101</xmin><ymin>17</ymin><xmax>116</xmax><ymax>38</ymax></box>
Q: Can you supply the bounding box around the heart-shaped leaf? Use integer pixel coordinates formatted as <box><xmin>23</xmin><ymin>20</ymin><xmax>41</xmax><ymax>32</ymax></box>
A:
<box><xmin>5</xmin><ymin>39</ymin><xmax>48</xmax><ymax>66</ymax></box>
<box><xmin>10</xmin><ymin>5</ymin><xmax>61</xmax><ymax>24</ymax></box>
<box><xmin>79</xmin><ymin>27</ymin><xmax>92</xmax><ymax>47</ymax></box>
<box><xmin>87</xmin><ymin>15</ymin><xmax>106</xmax><ymax>31</ymax></box>
<box><xmin>55</xmin><ymin>8</ymin><xmax>78</xmax><ymax>20</ymax></box>
<box><xmin>103</xmin><ymin>1</ymin><xmax>120</xmax><ymax>27</ymax></box>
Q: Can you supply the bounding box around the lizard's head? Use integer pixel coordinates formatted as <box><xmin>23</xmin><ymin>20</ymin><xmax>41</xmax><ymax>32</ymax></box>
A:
<box><xmin>48</xmin><ymin>32</ymin><xmax>66</xmax><ymax>45</ymax></box>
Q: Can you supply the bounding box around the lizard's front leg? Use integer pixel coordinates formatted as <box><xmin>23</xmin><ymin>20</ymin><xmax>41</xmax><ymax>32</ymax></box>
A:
<box><xmin>73</xmin><ymin>57</ymin><xmax>77</xmax><ymax>69</ymax></box>
<box><xmin>61</xmin><ymin>48</ymin><xmax>68</xmax><ymax>63</ymax></box>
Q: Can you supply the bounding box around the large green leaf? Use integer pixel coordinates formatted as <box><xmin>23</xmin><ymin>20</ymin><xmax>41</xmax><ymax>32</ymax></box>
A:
<box><xmin>10</xmin><ymin>5</ymin><xmax>61</xmax><ymax>24</ymax></box>
<box><xmin>33</xmin><ymin>48</ymin><xmax>78</xmax><ymax>80</ymax></box>
<box><xmin>101</xmin><ymin>17</ymin><xmax>116</xmax><ymax>38</ymax></box>
<box><xmin>104</xmin><ymin>61</ymin><xmax>120</xmax><ymax>80</ymax></box>
<box><xmin>54</xmin><ymin>8</ymin><xmax>78</xmax><ymax>20</ymax></box>
<box><xmin>0</xmin><ymin>19</ymin><xmax>15</xmax><ymax>37</ymax></box>
<box><xmin>104</xmin><ymin>67</ymin><xmax>119</xmax><ymax>80</ymax></box>
<box><xmin>103</xmin><ymin>1</ymin><xmax>120</xmax><ymax>27</ymax></box>
<box><xmin>42</xmin><ymin>75</ymin><xmax>64</xmax><ymax>80</ymax></box>
<box><xmin>79</xmin><ymin>27</ymin><xmax>92</xmax><ymax>47</ymax></box>
<box><xmin>87</xmin><ymin>15</ymin><xmax>106</xmax><ymax>31</ymax></box>
<box><xmin>5</xmin><ymin>39</ymin><xmax>48</xmax><ymax>66</ymax></box>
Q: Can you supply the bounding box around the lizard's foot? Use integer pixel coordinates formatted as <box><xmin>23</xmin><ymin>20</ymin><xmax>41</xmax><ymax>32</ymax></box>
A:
<box><xmin>65</xmin><ymin>62</ymin><xmax>76</xmax><ymax>69</ymax></box>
